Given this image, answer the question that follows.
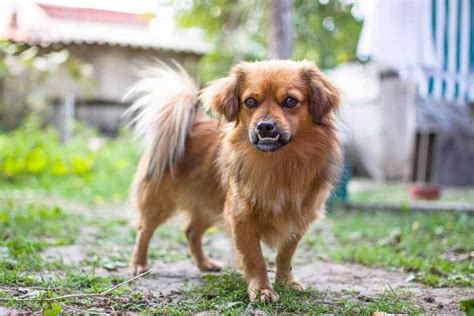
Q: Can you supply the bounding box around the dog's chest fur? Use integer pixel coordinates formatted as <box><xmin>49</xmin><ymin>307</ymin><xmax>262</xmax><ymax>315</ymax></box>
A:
<box><xmin>219</xmin><ymin>140</ymin><xmax>334</xmax><ymax>246</ymax></box>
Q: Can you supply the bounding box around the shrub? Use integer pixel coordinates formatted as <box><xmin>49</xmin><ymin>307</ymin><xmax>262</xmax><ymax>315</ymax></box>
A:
<box><xmin>0</xmin><ymin>116</ymin><xmax>139</xmax><ymax>203</ymax></box>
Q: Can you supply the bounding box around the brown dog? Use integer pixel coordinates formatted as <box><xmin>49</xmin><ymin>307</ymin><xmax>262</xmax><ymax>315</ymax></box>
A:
<box><xmin>125</xmin><ymin>60</ymin><xmax>342</xmax><ymax>302</ymax></box>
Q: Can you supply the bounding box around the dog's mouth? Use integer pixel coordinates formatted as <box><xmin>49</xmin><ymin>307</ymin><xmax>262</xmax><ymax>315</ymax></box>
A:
<box><xmin>257</xmin><ymin>134</ymin><xmax>280</xmax><ymax>142</ymax></box>
<box><xmin>252</xmin><ymin>133</ymin><xmax>290</xmax><ymax>152</ymax></box>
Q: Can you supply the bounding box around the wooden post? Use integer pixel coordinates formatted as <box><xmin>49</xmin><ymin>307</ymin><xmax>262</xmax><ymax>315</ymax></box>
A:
<box><xmin>268</xmin><ymin>0</ymin><xmax>293</xmax><ymax>59</ymax></box>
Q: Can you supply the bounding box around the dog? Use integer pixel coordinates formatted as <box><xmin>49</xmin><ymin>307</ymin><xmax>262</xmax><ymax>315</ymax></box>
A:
<box><xmin>125</xmin><ymin>60</ymin><xmax>342</xmax><ymax>302</ymax></box>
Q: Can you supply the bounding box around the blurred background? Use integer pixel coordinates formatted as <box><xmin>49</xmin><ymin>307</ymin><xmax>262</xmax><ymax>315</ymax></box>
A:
<box><xmin>0</xmin><ymin>1</ymin><xmax>473</xmax><ymax>313</ymax></box>
<box><xmin>0</xmin><ymin>0</ymin><xmax>473</xmax><ymax>209</ymax></box>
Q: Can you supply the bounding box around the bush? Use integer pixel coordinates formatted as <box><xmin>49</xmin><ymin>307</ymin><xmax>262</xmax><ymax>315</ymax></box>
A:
<box><xmin>0</xmin><ymin>117</ymin><xmax>139</xmax><ymax>203</ymax></box>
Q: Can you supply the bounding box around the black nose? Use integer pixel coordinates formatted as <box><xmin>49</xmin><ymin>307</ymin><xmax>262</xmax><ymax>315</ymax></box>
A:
<box><xmin>256</xmin><ymin>120</ymin><xmax>278</xmax><ymax>137</ymax></box>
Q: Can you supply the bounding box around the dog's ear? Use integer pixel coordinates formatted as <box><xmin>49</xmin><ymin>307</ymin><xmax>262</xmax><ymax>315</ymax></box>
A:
<box><xmin>200</xmin><ymin>73</ymin><xmax>240</xmax><ymax>122</ymax></box>
<box><xmin>301</xmin><ymin>61</ymin><xmax>340</xmax><ymax>124</ymax></box>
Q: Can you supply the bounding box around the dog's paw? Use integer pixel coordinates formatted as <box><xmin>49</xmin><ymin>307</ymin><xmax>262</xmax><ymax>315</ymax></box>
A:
<box><xmin>248</xmin><ymin>287</ymin><xmax>279</xmax><ymax>303</ymax></box>
<box><xmin>130</xmin><ymin>263</ymin><xmax>148</xmax><ymax>276</ymax></box>
<box><xmin>287</xmin><ymin>279</ymin><xmax>305</xmax><ymax>291</ymax></box>
<box><xmin>198</xmin><ymin>259</ymin><xmax>223</xmax><ymax>272</ymax></box>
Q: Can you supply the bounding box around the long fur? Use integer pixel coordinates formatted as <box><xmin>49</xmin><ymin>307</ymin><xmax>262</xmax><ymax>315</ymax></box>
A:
<box><xmin>123</xmin><ymin>62</ymin><xmax>200</xmax><ymax>181</ymax></box>
<box><xmin>127</xmin><ymin>60</ymin><xmax>342</xmax><ymax>303</ymax></box>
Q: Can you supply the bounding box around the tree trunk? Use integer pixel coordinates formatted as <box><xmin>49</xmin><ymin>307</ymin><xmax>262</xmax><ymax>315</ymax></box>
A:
<box><xmin>268</xmin><ymin>0</ymin><xmax>294</xmax><ymax>59</ymax></box>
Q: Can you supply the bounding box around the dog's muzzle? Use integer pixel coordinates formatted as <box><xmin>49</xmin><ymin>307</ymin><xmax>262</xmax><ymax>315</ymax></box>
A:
<box><xmin>251</xmin><ymin>120</ymin><xmax>290</xmax><ymax>152</ymax></box>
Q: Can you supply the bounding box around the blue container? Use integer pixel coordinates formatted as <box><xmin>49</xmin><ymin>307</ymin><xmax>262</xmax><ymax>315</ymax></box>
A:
<box><xmin>328</xmin><ymin>156</ymin><xmax>352</xmax><ymax>208</ymax></box>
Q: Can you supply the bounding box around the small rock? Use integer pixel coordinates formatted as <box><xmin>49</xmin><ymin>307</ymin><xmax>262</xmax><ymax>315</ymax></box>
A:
<box><xmin>424</xmin><ymin>296</ymin><xmax>435</xmax><ymax>303</ymax></box>
<box><xmin>357</xmin><ymin>295</ymin><xmax>373</xmax><ymax>302</ymax></box>
<box><xmin>17</xmin><ymin>288</ymin><xmax>29</xmax><ymax>294</ymax></box>
<box><xmin>404</xmin><ymin>274</ymin><xmax>416</xmax><ymax>283</ymax></box>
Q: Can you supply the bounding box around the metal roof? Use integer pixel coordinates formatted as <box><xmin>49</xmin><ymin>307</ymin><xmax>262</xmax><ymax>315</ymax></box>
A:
<box><xmin>0</xmin><ymin>2</ymin><xmax>210</xmax><ymax>55</ymax></box>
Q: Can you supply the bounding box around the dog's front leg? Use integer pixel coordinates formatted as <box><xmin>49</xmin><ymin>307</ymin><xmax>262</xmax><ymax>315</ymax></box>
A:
<box><xmin>227</xmin><ymin>214</ymin><xmax>279</xmax><ymax>302</ymax></box>
<box><xmin>275</xmin><ymin>232</ymin><xmax>305</xmax><ymax>290</ymax></box>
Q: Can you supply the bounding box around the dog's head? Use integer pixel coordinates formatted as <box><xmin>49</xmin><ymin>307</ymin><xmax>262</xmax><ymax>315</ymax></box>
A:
<box><xmin>201</xmin><ymin>60</ymin><xmax>339</xmax><ymax>152</ymax></box>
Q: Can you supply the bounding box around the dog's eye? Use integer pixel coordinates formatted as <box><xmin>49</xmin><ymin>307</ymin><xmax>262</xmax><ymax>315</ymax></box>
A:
<box><xmin>282</xmin><ymin>97</ymin><xmax>298</xmax><ymax>108</ymax></box>
<box><xmin>244</xmin><ymin>97</ymin><xmax>258</xmax><ymax>109</ymax></box>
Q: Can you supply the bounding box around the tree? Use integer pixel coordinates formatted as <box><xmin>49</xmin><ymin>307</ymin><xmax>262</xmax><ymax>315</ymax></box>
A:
<box><xmin>175</xmin><ymin>0</ymin><xmax>362</xmax><ymax>82</ymax></box>
<box><xmin>0</xmin><ymin>41</ymin><xmax>93</xmax><ymax>130</ymax></box>
<box><xmin>268</xmin><ymin>0</ymin><xmax>293</xmax><ymax>59</ymax></box>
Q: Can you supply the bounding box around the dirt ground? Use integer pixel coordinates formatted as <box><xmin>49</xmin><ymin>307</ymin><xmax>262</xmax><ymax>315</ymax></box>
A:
<box><xmin>1</xmin><ymin>197</ymin><xmax>472</xmax><ymax>314</ymax></box>
<box><xmin>42</xmin><ymin>223</ymin><xmax>473</xmax><ymax>314</ymax></box>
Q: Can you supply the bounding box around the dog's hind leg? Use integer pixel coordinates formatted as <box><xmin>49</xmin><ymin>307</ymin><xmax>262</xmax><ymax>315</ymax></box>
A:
<box><xmin>130</xmin><ymin>194</ymin><xmax>175</xmax><ymax>275</ymax></box>
<box><xmin>130</xmin><ymin>209</ymin><xmax>174</xmax><ymax>275</ymax></box>
<box><xmin>130</xmin><ymin>207</ymin><xmax>174</xmax><ymax>275</ymax></box>
<box><xmin>185</xmin><ymin>213</ymin><xmax>223</xmax><ymax>272</ymax></box>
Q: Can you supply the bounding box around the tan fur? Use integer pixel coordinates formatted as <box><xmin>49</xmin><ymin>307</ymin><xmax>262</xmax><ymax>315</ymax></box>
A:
<box><xmin>127</xmin><ymin>60</ymin><xmax>342</xmax><ymax>302</ymax></box>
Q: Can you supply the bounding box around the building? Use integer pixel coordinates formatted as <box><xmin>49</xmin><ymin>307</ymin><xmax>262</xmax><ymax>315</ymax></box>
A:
<box><xmin>0</xmin><ymin>1</ymin><xmax>209</xmax><ymax>134</ymax></box>
<box><xmin>340</xmin><ymin>0</ymin><xmax>474</xmax><ymax>187</ymax></box>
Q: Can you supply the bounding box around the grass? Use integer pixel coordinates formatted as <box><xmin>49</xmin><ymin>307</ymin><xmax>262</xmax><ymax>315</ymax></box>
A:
<box><xmin>303</xmin><ymin>210</ymin><xmax>474</xmax><ymax>287</ymax></box>
<box><xmin>0</xmin><ymin>200</ymin><xmax>136</xmax><ymax>312</ymax></box>
<box><xmin>1</xmin><ymin>198</ymin><xmax>470</xmax><ymax>313</ymax></box>
<box><xmin>155</xmin><ymin>269</ymin><xmax>422</xmax><ymax>315</ymax></box>
<box><xmin>0</xmin><ymin>198</ymin><xmax>425</xmax><ymax>314</ymax></box>
<box><xmin>0</xmin><ymin>200</ymin><xmax>80</xmax><ymax>271</ymax></box>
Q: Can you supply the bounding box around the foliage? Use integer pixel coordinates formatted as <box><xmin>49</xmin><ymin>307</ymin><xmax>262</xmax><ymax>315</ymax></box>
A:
<box><xmin>293</xmin><ymin>0</ymin><xmax>363</xmax><ymax>69</ymax></box>
<box><xmin>176</xmin><ymin>0</ymin><xmax>267</xmax><ymax>82</ymax></box>
<box><xmin>0</xmin><ymin>40</ymin><xmax>94</xmax><ymax>130</ymax></box>
<box><xmin>175</xmin><ymin>0</ymin><xmax>362</xmax><ymax>82</ymax></box>
<box><xmin>0</xmin><ymin>117</ymin><xmax>139</xmax><ymax>204</ymax></box>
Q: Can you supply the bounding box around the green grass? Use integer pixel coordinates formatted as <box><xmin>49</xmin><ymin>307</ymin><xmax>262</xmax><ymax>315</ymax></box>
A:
<box><xmin>155</xmin><ymin>269</ymin><xmax>422</xmax><ymax>315</ymax></box>
<box><xmin>0</xmin><ymin>201</ymin><xmax>127</xmax><ymax>311</ymax></box>
<box><xmin>0</xmin><ymin>200</ymin><xmax>80</xmax><ymax>271</ymax></box>
<box><xmin>303</xmin><ymin>210</ymin><xmax>474</xmax><ymax>287</ymax></box>
<box><xmin>83</xmin><ymin>216</ymin><xmax>189</xmax><ymax>269</ymax></box>
<box><xmin>0</xmin><ymin>200</ymin><xmax>138</xmax><ymax>313</ymax></box>
<box><xmin>0</xmin><ymin>197</ymin><xmax>188</xmax><ymax>276</ymax></box>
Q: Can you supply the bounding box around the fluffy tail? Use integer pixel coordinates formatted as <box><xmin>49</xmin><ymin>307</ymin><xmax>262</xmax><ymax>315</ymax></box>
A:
<box><xmin>124</xmin><ymin>62</ymin><xmax>199</xmax><ymax>182</ymax></box>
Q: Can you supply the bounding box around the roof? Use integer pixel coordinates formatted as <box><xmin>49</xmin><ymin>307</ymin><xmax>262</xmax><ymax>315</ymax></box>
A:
<box><xmin>38</xmin><ymin>4</ymin><xmax>149</xmax><ymax>25</ymax></box>
<box><xmin>0</xmin><ymin>2</ymin><xmax>210</xmax><ymax>55</ymax></box>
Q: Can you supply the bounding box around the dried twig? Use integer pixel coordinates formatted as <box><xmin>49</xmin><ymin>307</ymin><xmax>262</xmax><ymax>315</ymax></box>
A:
<box><xmin>61</xmin><ymin>303</ymin><xmax>90</xmax><ymax>314</ymax></box>
<box><xmin>109</xmin><ymin>300</ymin><xmax>117</xmax><ymax>315</ymax></box>
<box><xmin>0</xmin><ymin>269</ymin><xmax>151</xmax><ymax>302</ymax></box>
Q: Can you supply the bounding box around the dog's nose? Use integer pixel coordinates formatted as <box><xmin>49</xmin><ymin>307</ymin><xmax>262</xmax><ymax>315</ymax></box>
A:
<box><xmin>257</xmin><ymin>120</ymin><xmax>278</xmax><ymax>137</ymax></box>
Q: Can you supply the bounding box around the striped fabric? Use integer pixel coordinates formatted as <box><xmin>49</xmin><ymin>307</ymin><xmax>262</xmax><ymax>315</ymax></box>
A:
<box><xmin>425</xmin><ymin>0</ymin><xmax>474</xmax><ymax>104</ymax></box>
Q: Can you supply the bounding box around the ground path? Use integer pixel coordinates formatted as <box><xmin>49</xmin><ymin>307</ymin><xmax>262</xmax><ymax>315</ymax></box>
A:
<box><xmin>1</xmin><ymin>193</ymin><xmax>472</xmax><ymax>314</ymax></box>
